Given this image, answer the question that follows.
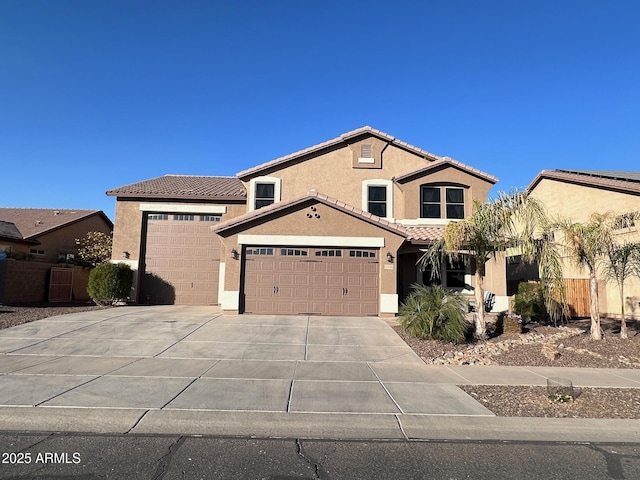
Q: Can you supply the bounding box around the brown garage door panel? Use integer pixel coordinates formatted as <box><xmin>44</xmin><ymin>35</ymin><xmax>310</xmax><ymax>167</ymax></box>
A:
<box><xmin>142</xmin><ymin>216</ymin><xmax>221</xmax><ymax>306</ymax></box>
<box><xmin>243</xmin><ymin>247</ymin><xmax>379</xmax><ymax>316</ymax></box>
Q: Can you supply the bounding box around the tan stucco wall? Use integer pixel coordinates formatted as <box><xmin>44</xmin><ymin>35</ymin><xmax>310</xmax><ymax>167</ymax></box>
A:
<box><xmin>241</xmin><ymin>142</ymin><xmax>493</xmax><ymax>220</ymax></box>
<box><xmin>111</xmin><ymin>199</ymin><xmax>247</xmax><ymax>264</ymax></box>
<box><xmin>111</xmin><ymin>200</ymin><xmax>143</xmax><ymax>262</ymax></box>
<box><xmin>217</xmin><ymin>200</ymin><xmax>406</xmax><ymax>313</ymax></box>
<box><xmin>531</xmin><ymin>179</ymin><xmax>640</xmax><ymax>222</ymax></box>
<box><xmin>484</xmin><ymin>256</ymin><xmax>508</xmax><ymax>297</ymax></box>
<box><xmin>531</xmin><ymin>178</ymin><xmax>640</xmax><ymax>319</ymax></box>
<box><xmin>397</xmin><ymin>167</ymin><xmax>493</xmax><ymax>219</ymax></box>
<box><xmin>32</xmin><ymin>215</ymin><xmax>112</xmax><ymax>264</ymax></box>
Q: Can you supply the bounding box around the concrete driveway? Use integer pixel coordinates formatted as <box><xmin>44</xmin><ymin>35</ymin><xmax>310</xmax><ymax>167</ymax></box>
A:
<box><xmin>0</xmin><ymin>306</ymin><xmax>492</xmax><ymax>437</ymax></box>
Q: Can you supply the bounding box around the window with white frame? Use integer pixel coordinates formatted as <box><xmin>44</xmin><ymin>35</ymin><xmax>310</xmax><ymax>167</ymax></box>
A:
<box><xmin>362</xmin><ymin>179</ymin><xmax>393</xmax><ymax>220</ymax></box>
<box><xmin>248</xmin><ymin>176</ymin><xmax>282</xmax><ymax>212</ymax></box>
<box><xmin>254</xmin><ymin>183</ymin><xmax>275</xmax><ymax>209</ymax></box>
<box><xmin>367</xmin><ymin>186</ymin><xmax>387</xmax><ymax>217</ymax></box>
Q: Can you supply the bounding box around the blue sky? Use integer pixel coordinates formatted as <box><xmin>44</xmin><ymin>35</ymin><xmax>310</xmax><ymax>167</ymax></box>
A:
<box><xmin>1</xmin><ymin>1</ymin><xmax>639</xmax><ymax>220</ymax></box>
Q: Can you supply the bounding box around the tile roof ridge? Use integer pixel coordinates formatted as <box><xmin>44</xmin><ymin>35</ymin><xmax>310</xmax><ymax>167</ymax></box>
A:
<box><xmin>0</xmin><ymin>207</ymin><xmax>98</xmax><ymax>212</ymax></box>
<box><xmin>163</xmin><ymin>174</ymin><xmax>239</xmax><ymax>179</ymax></box>
<box><xmin>237</xmin><ymin>126</ymin><xmax>447</xmax><ymax>178</ymax></box>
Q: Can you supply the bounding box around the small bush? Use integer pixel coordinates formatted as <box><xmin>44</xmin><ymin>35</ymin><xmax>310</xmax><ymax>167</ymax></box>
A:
<box><xmin>73</xmin><ymin>231</ymin><xmax>113</xmax><ymax>268</ymax></box>
<box><xmin>513</xmin><ymin>282</ymin><xmax>546</xmax><ymax>320</ymax></box>
<box><xmin>399</xmin><ymin>284</ymin><xmax>469</xmax><ymax>343</ymax></box>
<box><xmin>87</xmin><ymin>262</ymin><xmax>133</xmax><ymax>305</ymax></box>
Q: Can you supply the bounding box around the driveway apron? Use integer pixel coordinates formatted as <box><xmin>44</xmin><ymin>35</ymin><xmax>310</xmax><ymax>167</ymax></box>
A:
<box><xmin>0</xmin><ymin>306</ymin><xmax>492</xmax><ymax>417</ymax></box>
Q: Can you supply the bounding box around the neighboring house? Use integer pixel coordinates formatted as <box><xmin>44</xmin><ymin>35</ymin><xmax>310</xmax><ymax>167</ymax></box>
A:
<box><xmin>0</xmin><ymin>208</ymin><xmax>113</xmax><ymax>264</ymax></box>
<box><xmin>107</xmin><ymin>126</ymin><xmax>500</xmax><ymax>316</ymax></box>
<box><xmin>524</xmin><ymin>169</ymin><xmax>640</xmax><ymax>318</ymax></box>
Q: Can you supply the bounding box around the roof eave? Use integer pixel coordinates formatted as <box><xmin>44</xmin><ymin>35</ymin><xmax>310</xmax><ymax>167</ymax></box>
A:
<box><xmin>107</xmin><ymin>192</ymin><xmax>247</xmax><ymax>202</ymax></box>
<box><xmin>393</xmin><ymin>160</ymin><xmax>499</xmax><ymax>185</ymax></box>
<box><xmin>527</xmin><ymin>170</ymin><xmax>640</xmax><ymax>196</ymax></box>
<box><xmin>0</xmin><ymin>235</ymin><xmax>39</xmax><ymax>245</ymax></box>
<box><xmin>236</xmin><ymin>126</ymin><xmax>446</xmax><ymax>180</ymax></box>
<box><xmin>23</xmin><ymin>211</ymin><xmax>112</xmax><ymax>240</ymax></box>
<box><xmin>215</xmin><ymin>193</ymin><xmax>409</xmax><ymax>239</ymax></box>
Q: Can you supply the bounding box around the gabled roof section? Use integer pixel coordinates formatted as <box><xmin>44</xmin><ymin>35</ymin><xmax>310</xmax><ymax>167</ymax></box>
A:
<box><xmin>214</xmin><ymin>190</ymin><xmax>444</xmax><ymax>244</ymax></box>
<box><xmin>393</xmin><ymin>158</ymin><xmax>498</xmax><ymax>184</ymax></box>
<box><xmin>0</xmin><ymin>208</ymin><xmax>112</xmax><ymax>240</ymax></box>
<box><xmin>527</xmin><ymin>170</ymin><xmax>640</xmax><ymax>195</ymax></box>
<box><xmin>106</xmin><ymin>175</ymin><xmax>246</xmax><ymax>200</ymax></box>
<box><xmin>0</xmin><ymin>221</ymin><xmax>23</xmax><ymax>240</ymax></box>
<box><xmin>236</xmin><ymin>126</ymin><xmax>445</xmax><ymax>179</ymax></box>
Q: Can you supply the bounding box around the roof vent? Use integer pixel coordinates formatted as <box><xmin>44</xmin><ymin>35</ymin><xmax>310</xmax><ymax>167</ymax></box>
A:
<box><xmin>35</xmin><ymin>220</ymin><xmax>43</xmax><ymax>226</ymax></box>
<box><xmin>54</xmin><ymin>211</ymin><xmax>60</xmax><ymax>215</ymax></box>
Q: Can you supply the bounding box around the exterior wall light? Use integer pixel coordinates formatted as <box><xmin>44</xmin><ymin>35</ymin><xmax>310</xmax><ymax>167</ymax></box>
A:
<box><xmin>386</xmin><ymin>252</ymin><xmax>394</xmax><ymax>263</ymax></box>
<box><xmin>231</xmin><ymin>248</ymin><xmax>239</xmax><ymax>260</ymax></box>
<box><xmin>122</xmin><ymin>251</ymin><xmax>130</xmax><ymax>259</ymax></box>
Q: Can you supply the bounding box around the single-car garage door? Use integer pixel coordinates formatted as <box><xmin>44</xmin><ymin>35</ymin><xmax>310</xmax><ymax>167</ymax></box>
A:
<box><xmin>243</xmin><ymin>247</ymin><xmax>378</xmax><ymax>316</ymax></box>
<box><xmin>142</xmin><ymin>213</ymin><xmax>221</xmax><ymax>305</ymax></box>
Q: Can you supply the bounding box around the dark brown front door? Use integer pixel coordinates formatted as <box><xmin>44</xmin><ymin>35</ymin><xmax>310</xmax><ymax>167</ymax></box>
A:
<box><xmin>243</xmin><ymin>247</ymin><xmax>378</xmax><ymax>316</ymax></box>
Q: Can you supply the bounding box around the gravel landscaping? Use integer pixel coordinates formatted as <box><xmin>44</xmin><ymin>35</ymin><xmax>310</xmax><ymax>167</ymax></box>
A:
<box><xmin>0</xmin><ymin>302</ymin><xmax>110</xmax><ymax>330</ymax></box>
<box><xmin>394</xmin><ymin>316</ymin><xmax>640</xmax><ymax>419</ymax></box>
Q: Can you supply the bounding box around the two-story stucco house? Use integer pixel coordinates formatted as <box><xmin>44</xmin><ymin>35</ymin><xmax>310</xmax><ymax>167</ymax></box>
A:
<box><xmin>107</xmin><ymin>126</ymin><xmax>500</xmax><ymax>316</ymax></box>
<box><xmin>525</xmin><ymin>169</ymin><xmax>640</xmax><ymax>319</ymax></box>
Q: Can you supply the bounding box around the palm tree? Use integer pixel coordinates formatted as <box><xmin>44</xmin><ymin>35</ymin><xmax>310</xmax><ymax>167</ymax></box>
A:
<box><xmin>603</xmin><ymin>241</ymin><xmax>640</xmax><ymax>339</ymax></box>
<box><xmin>554</xmin><ymin>212</ymin><xmax>640</xmax><ymax>340</ymax></box>
<box><xmin>419</xmin><ymin>190</ymin><xmax>561</xmax><ymax>339</ymax></box>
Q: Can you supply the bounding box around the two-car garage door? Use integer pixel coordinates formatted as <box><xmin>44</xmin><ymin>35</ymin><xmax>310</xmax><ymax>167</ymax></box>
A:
<box><xmin>243</xmin><ymin>247</ymin><xmax>379</xmax><ymax>316</ymax></box>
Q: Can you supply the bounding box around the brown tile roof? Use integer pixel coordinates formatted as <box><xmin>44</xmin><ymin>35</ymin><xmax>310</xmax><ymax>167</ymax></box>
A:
<box><xmin>236</xmin><ymin>126</ymin><xmax>447</xmax><ymax>179</ymax></box>
<box><xmin>106</xmin><ymin>175</ymin><xmax>246</xmax><ymax>200</ymax></box>
<box><xmin>403</xmin><ymin>226</ymin><xmax>446</xmax><ymax>242</ymax></box>
<box><xmin>393</xmin><ymin>158</ymin><xmax>498</xmax><ymax>184</ymax></box>
<box><xmin>0</xmin><ymin>208</ymin><xmax>111</xmax><ymax>240</ymax></box>
<box><xmin>527</xmin><ymin>170</ymin><xmax>640</xmax><ymax>195</ymax></box>
<box><xmin>214</xmin><ymin>191</ymin><xmax>445</xmax><ymax>243</ymax></box>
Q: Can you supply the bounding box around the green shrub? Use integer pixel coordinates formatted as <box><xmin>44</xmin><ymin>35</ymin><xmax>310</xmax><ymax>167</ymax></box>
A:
<box><xmin>399</xmin><ymin>284</ymin><xmax>470</xmax><ymax>343</ymax></box>
<box><xmin>87</xmin><ymin>262</ymin><xmax>133</xmax><ymax>305</ymax></box>
<box><xmin>513</xmin><ymin>282</ymin><xmax>546</xmax><ymax>320</ymax></box>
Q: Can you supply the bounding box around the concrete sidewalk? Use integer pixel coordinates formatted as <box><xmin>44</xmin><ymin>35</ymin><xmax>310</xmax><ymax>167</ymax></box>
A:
<box><xmin>0</xmin><ymin>306</ymin><xmax>637</xmax><ymax>442</ymax></box>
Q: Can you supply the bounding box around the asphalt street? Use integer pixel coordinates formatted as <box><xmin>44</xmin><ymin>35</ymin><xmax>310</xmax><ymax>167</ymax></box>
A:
<box><xmin>0</xmin><ymin>433</ymin><xmax>638</xmax><ymax>480</ymax></box>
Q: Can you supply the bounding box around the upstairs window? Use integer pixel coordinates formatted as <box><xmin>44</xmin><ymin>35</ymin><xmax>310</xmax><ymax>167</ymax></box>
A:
<box><xmin>255</xmin><ymin>183</ymin><xmax>275</xmax><ymax>209</ymax></box>
<box><xmin>421</xmin><ymin>187</ymin><xmax>441</xmax><ymax>218</ymax></box>
<box><xmin>367</xmin><ymin>186</ymin><xmax>387</xmax><ymax>217</ymax></box>
<box><xmin>445</xmin><ymin>188</ymin><xmax>465</xmax><ymax>219</ymax></box>
<box><xmin>420</xmin><ymin>186</ymin><xmax>465</xmax><ymax>219</ymax></box>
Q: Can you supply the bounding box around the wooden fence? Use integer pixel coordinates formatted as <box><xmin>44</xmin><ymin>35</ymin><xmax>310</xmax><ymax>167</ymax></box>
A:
<box><xmin>563</xmin><ymin>278</ymin><xmax>591</xmax><ymax>317</ymax></box>
<box><xmin>0</xmin><ymin>260</ymin><xmax>90</xmax><ymax>303</ymax></box>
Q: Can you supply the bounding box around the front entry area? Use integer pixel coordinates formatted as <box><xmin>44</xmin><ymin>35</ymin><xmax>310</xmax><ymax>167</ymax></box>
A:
<box><xmin>242</xmin><ymin>247</ymin><xmax>379</xmax><ymax>316</ymax></box>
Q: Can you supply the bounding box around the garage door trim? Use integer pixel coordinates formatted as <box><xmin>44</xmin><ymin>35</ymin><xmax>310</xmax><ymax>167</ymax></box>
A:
<box><xmin>237</xmin><ymin>234</ymin><xmax>385</xmax><ymax>247</ymax></box>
